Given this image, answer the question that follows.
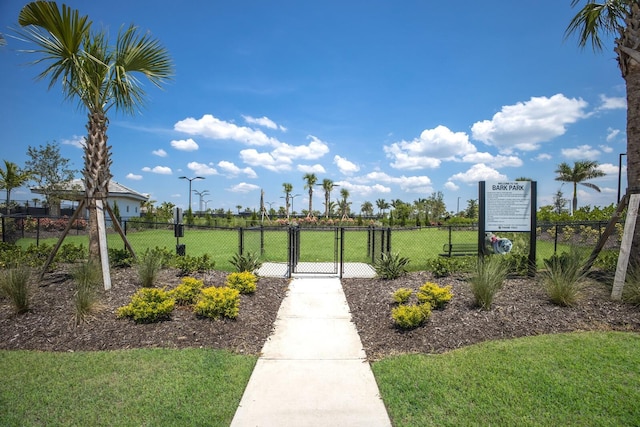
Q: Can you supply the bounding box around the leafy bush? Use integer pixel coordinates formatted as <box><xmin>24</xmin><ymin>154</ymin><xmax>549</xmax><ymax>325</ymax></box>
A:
<box><xmin>229</xmin><ymin>251</ymin><xmax>263</xmax><ymax>273</ymax></box>
<box><xmin>117</xmin><ymin>288</ymin><xmax>175</xmax><ymax>323</ymax></box>
<box><xmin>503</xmin><ymin>253</ymin><xmax>532</xmax><ymax>276</ymax></box>
<box><xmin>416</xmin><ymin>282</ymin><xmax>453</xmax><ymax>309</ymax></box>
<box><xmin>392</xmin><ymin>287</ymin><xmax>413</xmax><ymax>304</ymax></box>
<box><xmin>71</xmin><ymin>260</ymin><xmax>101</xmax><ymax>325</ymax></box>
<box><xmin>194</xmin><ymin>286</ymin><xmax>240</xmax><ymax>320</ymax></box>
<box><xmin>391</xmin><ymin>303</ymin><xmax>431</xmax><ymax>329</ymax></box>
<box><xmin>374</xmin><ymin>252</ymin><xmax>410</xmax><ymax>280</ymax></box>
<box><xmin>426</xmin><ymin>256</ymin><xmax>475</xmax><ymax>278</ymax></box>
<box><xmin>0</xmin><ymin>243</ymin><xmax>24</xmax><ymax>269</ymax></box>
<box><xmin>226</xmin><ymin>271</ymin><xmax>257</xmax><ymax>294</ymax></box>
<box><xmin>594</xmin><ymin>250</ymin><xmax>619</xmax><ymax>273</ymax></box>
<box><xmin>136</xmin><ymin>249</ymin><xmax>164</xmax><ymax>287</ymax></box>
<box><xmin>468</xmin><ymin>256</ymin><xmax>509</xmax><ymax>310</ymax></box>
<box><xmin>23</xmin><ymin>243</ymin><xmax>55</xmax><ymax>268</ymax></box>
<box><xmin>174</xmin><ymin>254</ymin><xmax>215</xmax><ymax>276</ymax></box>
<box><xmin>0</xmin><ymin>265</ymin><xmax>32</xmax><ymax>314</ymax></box>
<box><xmin>58</xmin><ymin>243</ymin><xmax>87</xmax><ymax>263</ymax></box>
<box><xmin>109</xmin><ymin>248</ymin><xmax>135</xmax><ymax>268</ymax></box>
<box><xmin>540</xmin><ymin>249</ymin><xmax>588</xmax><ymax>307</ymax></box>
<box><xmin>170</xmin><ymin>277</ymin><xmax>204</xmax><ymax>305</ymax></box>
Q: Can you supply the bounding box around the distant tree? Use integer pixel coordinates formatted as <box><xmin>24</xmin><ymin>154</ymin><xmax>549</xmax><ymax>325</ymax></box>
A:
<box><xmin>554</xmin><ymin>161</ymin><xmax>605</xmax><ymax>214</ymax></box>
<box><xmin>236</xmin><ymin>205</ymin><xmax>242</xmax><ymax>214</ymax></box>
<box><xmin>322</xmin><ymin>179</ymin><xmax>337</xmax><ymax>218</ymax></box>
<box><xmin>25</xmin><ymin>142</ymin><xmax>77</xmax><ymax>216</ymax></box>
<box><xmin>0</xmin><ymin>160</ymin><xmax>31</xmax><ymax>215</ymax></box>
<box><xmin>360</xmin><ymin>201</ymin><xmax>374</xmax><ymax>217</ymax></box>
<box><xmin>338</xmin><ymin>188</ymin><xmax>351</xmax><ymax>220</ymax></box>
<box><xmin>282</xmin><ymin>182</ymin><xmax>293</xmax><ymax>219</ymax></box>
<box><xmin>552</xmin><ymin>189</ymin><xmax>569</xmax><ymax>215</ymax></box>
<box><xmin>465</xmin><ymin>199</ymin><xmax>479</xmax><ymax>219</ymax></box>
<box><xmin>303</xmin><ymin>173</ymin><xmax>318</xmax><ymax>218</ymax></box>
<box><xmin>426</xmin><ymin>191</ymin><xmax>446</xmax><ymax>221</ymax></box>
<box><xmin>112</xmin><ymin>200</ymin><xmax>121</xmax><ymax>224</ymax></box>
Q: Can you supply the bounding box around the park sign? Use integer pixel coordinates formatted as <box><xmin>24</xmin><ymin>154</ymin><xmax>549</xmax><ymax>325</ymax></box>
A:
<box><xmin>484</xmin><ymin>181</ymin><xmax>533</xmax><ymax>232</ymax></box>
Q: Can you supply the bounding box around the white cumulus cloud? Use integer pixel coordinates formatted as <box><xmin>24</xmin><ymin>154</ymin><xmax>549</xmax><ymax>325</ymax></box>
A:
<box><xmin>126</xmin><ymin>173</ymin><xmax>143</xmax><ymax>180</ymax></box>
<box><xmin>561</xmin><ymin>144</ymin><xmax>601</xmax><ymax>160</ymax></box>
<box><xmin>175</xmin><ymin>114</ymin><xmax>280</xmax><ymax>147</ymax></box>
<box><xmin>449</xmin><ymin>164</ymin><xmax>507</xmax><ymax>183</ymax></box>
<box><xmin>229</xmin><ymin>182</ymin><xmax>260</xmax><ymax>193</ymax></box>
<box><xmin>242</xmin><ymin>115</ymin><xmax>287</xmax><ymax>131</ymax></box>
<box><xmin>142</xmin><ymin>166</ymin><xmax>172</xmax><ymax>175</ymax></box>
<box><xmin>152</xmin><ymin>148</ymin><xmax>167</xmax><ymax>157</ymax></box>
<box><xmin>171</xmin><ymin>138</ymin><xmax>199</xmax><ymax>151</ymax></box>
<box><xmin>187</xmin><ymin>161</ymin><xmax>218</xmax><ymax>176</ymax></box>
<box><xmin>218</xmin><ymin>161</ymin><xmax>257</xmax><ymax>178</ymax></box>
<box><xmin>334</xmin><ymin>155</ymin><xmax>360</xmax><ymax>175</ymax></box>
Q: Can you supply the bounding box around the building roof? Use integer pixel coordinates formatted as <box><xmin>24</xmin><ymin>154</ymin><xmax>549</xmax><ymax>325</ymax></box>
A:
<box><xmin>31</xmin><ymin>179</ymin><xmax>149</xmax><ymax>202</ymax></box>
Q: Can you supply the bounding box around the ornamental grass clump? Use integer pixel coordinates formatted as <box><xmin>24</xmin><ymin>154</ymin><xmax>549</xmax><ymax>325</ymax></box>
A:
<box><xmin>374</xmin><ymin>252</ymin><xmax>410</xmax><ymax>280</ymax></box>
<box><xmin>117</xmin><ymin>288</ymin><xmax>175</xmax><ymax>323</ymax></box>
<box><xmin>170</xmin><ymin>277</ymin><xmax>204</xmax><ymax>305</ymax></box>
<box><xmin>226</xmin><ymin>271</ymin><xmax>257</xmax><ymax>294</ymax></box>
<box><xmin>391</xmin><ymin>303</ymin><xmax>431</xmax><ymax>330</ymax></box>
<box><xmin>622</xmin><ymin>263</ymin><xmax>640</xmax><ymax>306</ymax></box>
<box><xmin>416</xmin><ymin>282</ymin><xmax>453</xmax><ymax>309</ymax></box>
<box><xmin>71</xmin><ymin>260</ymin><xmax>102</xmax><ymax>324</ymax></box>
<box><xmin>136</xmin><ymin>249</ymin><xmax>164</xmax><ymax>287</ymax></box>
<box><xmin>540</xmin><ymin>249</ymin><xmax>588</xmax><ymax>307</ymax></box>
<box><xmin>468</xmin><ymin>255</ymin><xmax>509</xmax><ymax>310</ymax></box>
<box><xmin>194</xmin><ymin>286</ymin><xmax>240</xmax><ymax>320</ymax></box>
<box><xmin>0</xmin><ymin>265</ymin><xmax>31</xmax><ymax>314</ymax></box>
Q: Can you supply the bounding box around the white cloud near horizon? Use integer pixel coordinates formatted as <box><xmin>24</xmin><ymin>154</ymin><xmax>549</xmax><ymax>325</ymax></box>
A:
<box><xmin>142</xmin><ymin>166</ymin><xmax>172</xmax><ymax>175</ymax></box>
<box><xmin>174</xmin><ymin>114</ymin><xmax>280</xmax><ymax>147</ymax></box>
<box><xmin>449</xmin><ymin>163</ymin><xmax>507</xmax><ymax>183</ymax></box>
<box><xmin>334</xmin><ymin>155</ymin><xmax>360</xmax><ymax>175</ymax></box>
<box><xmin>187</xmin><ymin>161</ymin><xmax>218</xmax><ymax>176</ymax></box>
<box><xmin>218</xmin><ymin>160</ymin><xmax>258</xmax><ymax>178</ymax></box>
<box><xmin>61</xmin><ymin>135</ymin><xmax>85</xmax><ymax>149</ymax></box>
<box><xmin>229</xmin><ymin>182</ymin><xmax>260</xmax><ymax>193</ymax></box>
<box><xmin>126</xmin><ymin>173</ymin><xmax>143</xmax><ymax>180</ymax></box>
<box><xmin>471</xmin><ymin>94</ymin><xmax>589</xmax><ymax>153</ymax></box>
<box><xmin>297</xmin><ymin>164</ymin><xmax>326</xmax><ymax>174</ymax></box>
<box><xmin>561</xmin><ymin>144</ymin><xmax>601</xmax><ymax>160</ymax></box>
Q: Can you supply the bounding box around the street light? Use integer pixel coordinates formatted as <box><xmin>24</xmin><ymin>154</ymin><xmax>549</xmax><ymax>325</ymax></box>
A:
<box><xmin>618</xmin><ymin>153</ymin><xmax>627</xmax><ymax>203</ymax></box>
<box><xmin>203</xmin><ymin>199</ymin><xmax>212</xmax><ymax>211</ymax></box>
<box><xmin>179</xmin><ymin>176</ymin><xmax>204</xmax><ymax>213</ymax></box>
<box><xmin>193</xmin><ymin>189</ymin><xmax>210</xmax><ymax>213</ymax></box>
<box><xmin>280</xmin><ymin>194</ymin><xmax>301</xmax><ymax>218</ymax></box>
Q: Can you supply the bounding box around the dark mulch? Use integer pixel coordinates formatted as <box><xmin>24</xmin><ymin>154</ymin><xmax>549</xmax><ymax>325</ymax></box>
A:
<box><xmin>1</xmin><ymin>267</ymin><xmax>639</xmax><ymax>360</ymax></box>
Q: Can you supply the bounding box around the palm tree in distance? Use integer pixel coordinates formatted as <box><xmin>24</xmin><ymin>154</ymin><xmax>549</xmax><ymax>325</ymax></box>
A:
<box><xmin>282</xmin><ymin>182</ymin><xmax>293</xmax><ymax>219</ymax></box>
<box><xmin>554</xmin><ymin>160</ymin><xmax>605</xmax><ymax>214</ymax></box>
<box><xmin>0</xmin><ymin>160</ymin><xmax>31</xmax><ymax>216</ymax></box>
<box><xmin>18</xmin><ymin>2</ymin><xmax>173</xmax><ymax>277</ymax></box>
<box><xmin>322</xmin><ymin>178</ymin><xmax>337</xmax><ymax>219</ymax></box>
<box><xmin>338</xmin><ymin>188</ymin><xmax>351</xmax><ymax>220</ymax></box>
<box><xmin>566</xmin><ymin>0</ymin><xmax>640</xmax><ymax>256</ymax></box>
<box><xmin>303</xmin><ymin>173</ymin><xmax>317</xmax><ymax>218</ymax></box>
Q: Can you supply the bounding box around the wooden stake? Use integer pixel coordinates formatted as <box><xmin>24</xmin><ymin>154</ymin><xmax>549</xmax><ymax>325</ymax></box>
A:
<box><xmin>611</xmin><ymin>193</ymin><xmax>640</xmax><ymax>300</ymax></box>
<box><xmin>96</xmin><ymin>199</ymin><xmax>111</xmax><ymax>290</ymax></box>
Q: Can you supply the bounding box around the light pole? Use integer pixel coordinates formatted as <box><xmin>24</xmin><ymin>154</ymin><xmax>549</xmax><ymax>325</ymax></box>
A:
<box><xmin>290</xmin><ymin>194</ymin><xmax>301</xmax><ymax>216</ymax></box>
<box><xmin>618</xmin><ymin>152</ymin><xmax>627</xmax><ymax>203</ymax></box>
<box><xmin>204</xmin><ymin>199</ymin><xmax>212</xmax><ymax>211</ymax></box>
<box><xmin>179</xmin><ymin>176</ymin><xmax>204</xmax><ymax>214</ymax></box>
<box><xmin>193</xmin><ymin>189</ymin><xmax>210</xmax><ymax>213</ymax></box>
<box><xmin>457</xmin><ymin>197</ymin><xmax>461</xmax><ymax>215</ymax></box>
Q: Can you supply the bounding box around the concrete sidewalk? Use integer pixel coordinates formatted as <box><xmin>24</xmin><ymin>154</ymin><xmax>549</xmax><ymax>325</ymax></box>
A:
<box><xmin>230</xmin><ymin>277</ymin><xmax>392</xmax><ymax>427</ymax></box>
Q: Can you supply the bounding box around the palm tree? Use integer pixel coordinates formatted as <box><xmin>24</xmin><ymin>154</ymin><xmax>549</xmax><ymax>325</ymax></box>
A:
<box><xmin>18</xmin><ymin>2</ymin><xmax>173</xmax><ymax>268</ymax></box>
<box><xmin>338</xmin><ymin>188</ymin><xmax>351</xmax><ymax>220</ymax></box>
<box><xmin>282</xmin><ymin>182</ymin><xmax>293</xmax><ymax>219</ymax></box>
<box><xmin>321</xmin><ymin>179</ymin><xmax>337</xmax><ymax>219</ymax></box>
<box><xmin>554</xmin><ymin>161</ymin><xmax>605</xmax><ymax>214</ymax></box>
<box><xmin>0</xmin><ymin>160</ymin><xmax>31</xmax><ymax>216</ymax></box>
<box><xmin>567</xmin><ymin>0</ymin><xmax>640</xmax><ymax>255</ymax></box>
<box><xmin>376</xmin><ymin>198</ymin><xmax>389</xmax><ymax>217</ymax></box>
<box><xmin>360</xmin><ymin>201</ymin><xmax>374</xmax><ymax>217</ymax></box>
<box><xmin>302</xmin><ymin>173</ymin><xmax>317</xmax><ymax>218</ymax></box>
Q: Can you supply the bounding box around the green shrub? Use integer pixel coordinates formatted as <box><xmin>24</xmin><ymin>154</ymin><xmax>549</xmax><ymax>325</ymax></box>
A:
<box><xmin>226</xmin><ymin>271</ymin><xmax>257</xmax><ymax>294</ymax></box>
<box><xmin>194</xmin><ymin>286</ymin><xmax>240</xmax><ymax>320</ymax></box>
<box><xmin>392</xmin><ymin>287</ymin><xmax>413</xmax><ymax>304</ymax></box>
<box><xmin>174</xmin><ymin>254</ymin><xmax>215</xmax><ymax>276</ymax></box>
<box><xmin>117</xmin><ymin>288</ymin><xmax>175</xmax><ymax>323</ymax></box>
<box><xmin>416</xmin><ymin>282</ymin><xmax>453</xmax><ymax>309</ymax></box>
<box><xmin>594</xmin><ymin>250</ymin><xmax>619</xmax><ymax>273</ymax></box>
<box><xmin>503</xmin><ymin>253</ymin><xmax>532</xmax><ymax>276</ymax></box>
<box><xmin>0</xmin><ymin>265</ymin><xmax>31</xmax><ymax>314</ymax></box>
<box><xmin>374</xmin><ymin>252</ymin><xmax>410</xmax><ymax>280</ymax></box>
<box><xmin>468</xmin><ymin>256</ymin><xmax>509</xmax><ymax>310</ymax></box>
<box><xmin>426</xmin><ymin>256</ymin><xmax>475</xmax><ymax>278</ymax></box>
<box><xmin>58</xmin><ymin>243</ymin><xmax>87</xmax><ymax>263</ymax></box>
<box><xmin>0</xmin><ymin>243</ymin><xmax>24</xmax><ymax>269</ymax></box>
<box><xmin>169</xmin><ymin>277</ymin><xmax>204</xmax><ymax>305</ymax></box>
<box><xmin>23</xmin><ymin>243</ymin><xmax>55</xmax><ymax>268</ymax></box>
<box><xmin>109</xmin><ymin>248</ymin><xmax>135</xmax><ymax>268</ymax></box>
<box><xmin>229</xmin><ymin>251</ymin><xmax>263</xmax><ymax>273</ymax></box>
<box><xmin>71</xmin><ymin>260</ymin><xmax>101</xmax><ymax>325</ymax></box>
<box><xmin>540</xmin><ymin>249</ymin><xmax>588</xmax><ymax>307</ymax></box>
<box><xmin>136</xmin><ymin>249</ymin><xmax>164</xmax><ymax>287</ymax></box>
<box><xmin>391</xmin><ymin>303</ymin><xmax>431</xmax><ymax>329</ymax></box>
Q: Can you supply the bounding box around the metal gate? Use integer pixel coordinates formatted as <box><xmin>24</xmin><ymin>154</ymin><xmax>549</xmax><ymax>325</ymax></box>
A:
<box><xmin>288</xmin><ymin>226</ymin><xmax>339</xmax><ymax>276</ymax></box>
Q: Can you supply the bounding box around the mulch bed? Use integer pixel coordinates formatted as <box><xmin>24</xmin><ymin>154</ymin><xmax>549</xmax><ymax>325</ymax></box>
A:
<box><xmin>1</xmin><ymin>267</ymin><xmax>639</xmax><ymax>360</ymax></box>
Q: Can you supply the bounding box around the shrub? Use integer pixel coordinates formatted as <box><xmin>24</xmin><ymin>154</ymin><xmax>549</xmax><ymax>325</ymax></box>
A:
<box><xmin>109</xmin><ymin>248</ymin><xmax>135</xmax><ymax>268</ymax></box>
<box><xmin>539</xmin><ymin>249</ymin><xmax>588</xmax><ymax>307</ymax></box>
<box><xmin>136</xmin><ymin>249</ymin><xmax>164</xmax><ymax>287</ymax></box>
<box><xmin>392</xmin><ymin>287</ymin><xmax>413</xmax><ymax>304</ymax></box>
<box><xmin>0</xmin><ymin>266</ymin><xmax>32</xmax><ymax>314</ymax></box>
<box><xmin>391</xmin><ymin>303</ymin><xmax>431</xmax><ymax>329</ymax></box>
<box><xmin>170</xmin><ymin>277</ymin><xmax>204</xmax><ymax>305</ymax></box>
<box><xmin>416</xmin><ymin>282</ymin><xmax>453</xmax><ymax>309</ymax></box>
<box><xmin>194</xmin><ymin>286</ymin><xmax>240</xmax><ymax>320</ymax></box>
<box><xmin>174</xmin><ymin>254</ymin><xmax>215</xmax><ymax>276</ymax></box>
<box><xmin>0</xmin><ymin>243</ymin><xmax>24</xmax><ymax>269</ymax></box>
<box><xmin>468</xmin><ymin>255</ymin><xmax>509</xmax><ymax>310</ymax></box>
<box><xmin>23</xmin><ymin>243</ymin><xmax>55</xmax><ymax>268</ymax></box>
<box><xmin>374</xmin><ymin>252</ymin><xmax>410</xmax><ymax>280</ymax></box>
<box><xmin>71</xmin><ymin>260</ymin><xmax>101</xmax><ymax>325</ymax></box>
<box><xmin>117</xmin><ymin>288</ymin><xmax>175</xmax><ymax>323</ymax></box>
<box><xmin>229</xmin><ymin>251</ymin><xmax>263</xmax><ymax>273</ymax></box>
<box><xmin>594</xmin><ymin>250</ymin><xmax>619</xmax><ymax>273</ymax></box>
<box><xmin>226</xmin><ymin>271</ymin><xmax>257</xmax><ymax>294</ymax></box>
<box><xmin>58</xmin><ymin>243</ymin><xmax>87</xmax><ymax>263</ymax></box>
<box><xmin>622</xmin><ymin>263</ymin><xmax>640</xmax><ymax>306</ymax></box>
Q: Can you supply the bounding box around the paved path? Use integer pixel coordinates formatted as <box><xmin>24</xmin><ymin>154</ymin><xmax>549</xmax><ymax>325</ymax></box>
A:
<box><xmin>230</xmin><ymin>277</ymin><xmax>392</xmax><ymax>427</ymax></box>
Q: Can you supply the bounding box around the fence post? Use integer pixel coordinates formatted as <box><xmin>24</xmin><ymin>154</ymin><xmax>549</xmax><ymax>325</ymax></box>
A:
<box><xmin>260</xmin><ymin>225</ymin><xmax>265</xmax><ymax>256</ymax></box>
<box><xmin>386</xmin><ymin>227</ymin><xmax>392</xmax><ymax>253</ymax></box>
<box><xmin>1</xmin><ymin>216</ymin><xmax>4</xmax><ymax>243</ymax></box>
<box><xmin>554</xmin><ymin>224</ymin><xmax>559</xmax><ymax>253</ymax></box>
<box><xmin>36</xmin><ymin>217</ymin><xmax>40</xmax><ymax>246</ymax></box>
<box><xmin>238</xmin><ymin>227</ymin><xmax>244</xmax><ymax>255</ymax></box>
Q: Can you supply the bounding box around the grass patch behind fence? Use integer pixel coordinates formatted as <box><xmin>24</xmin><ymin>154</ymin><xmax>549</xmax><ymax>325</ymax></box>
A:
<box><xmin>0</xmin><ymin>348</ymin><xmax>256</xmax><ymax>427</ymax></box>
<box><xmin>16</xmin><ymin>227</ymin><xmax>570</xmax><ymax>272</ymax></box>
<box><xmin>373</xmin><ymin>331</ymin><xmax>640</xmax><ymax>427</ymax></box>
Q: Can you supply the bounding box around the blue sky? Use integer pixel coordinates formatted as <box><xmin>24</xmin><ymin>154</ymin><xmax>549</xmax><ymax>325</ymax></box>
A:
<box><xmin>0</xmin><ymin>0</ymin><xmax>628</xmax><ymax>215</ymax></box>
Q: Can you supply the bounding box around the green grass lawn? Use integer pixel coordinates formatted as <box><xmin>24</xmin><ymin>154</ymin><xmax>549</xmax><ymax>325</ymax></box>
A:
<box><xmin>373</xmin><ymin>331</ymin><xmax>640</xmax><ymax>427</ymax></box>
<box><xmin>17</xmin><ymin>226</ymin><xmax>569</xmax><ymax>271</ymax></box>
<box><xmin>0</xmin><ymin>348</ymin><xmax>256</xmax><ymax>426</ymax></box>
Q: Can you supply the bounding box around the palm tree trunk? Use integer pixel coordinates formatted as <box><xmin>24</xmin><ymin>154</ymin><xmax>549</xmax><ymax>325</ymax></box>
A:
<box><xmin>626</xmin><ymin>57</ymin><xmax>640</xmax><ymax>260</ymax></box>
<box><xmin>84</xmin><ymin>111</ymin><xmax>112</xmax><ymax>262</ymax></box>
